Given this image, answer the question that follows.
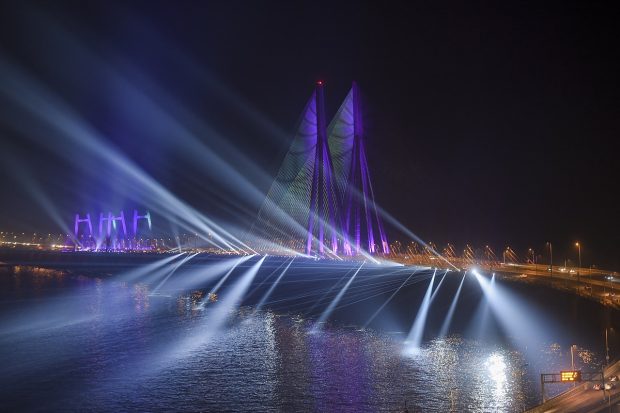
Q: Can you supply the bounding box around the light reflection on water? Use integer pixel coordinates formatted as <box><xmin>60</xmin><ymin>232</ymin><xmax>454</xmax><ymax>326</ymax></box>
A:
<box><xmin>0</xmin><ymin>266</ymin><xmax>605</xmax><ymax>412</ymax></box>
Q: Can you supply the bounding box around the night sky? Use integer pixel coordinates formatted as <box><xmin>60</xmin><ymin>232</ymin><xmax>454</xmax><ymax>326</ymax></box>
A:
<box><xmin>0</xmin><ymin>1</ymin><xmax>618</xmax><ymax>267</ymax></box>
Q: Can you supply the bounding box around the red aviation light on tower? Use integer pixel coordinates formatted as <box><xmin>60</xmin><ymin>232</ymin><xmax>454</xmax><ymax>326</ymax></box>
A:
<box><xmin>316</xmin><ymin>80</ymin><xmax>323</xmax><ymax>86</ymax></box>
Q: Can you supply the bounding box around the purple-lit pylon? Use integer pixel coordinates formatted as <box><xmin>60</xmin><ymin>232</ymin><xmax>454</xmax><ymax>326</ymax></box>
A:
<box><xmin>133</xmin><ymin>210</ymin><xmax>152</xmax><ymax>236</ymax></box>
<box><xmin>306</xmin><ymin>82</ymin><xmax>340</xmax><ymax>256</ymax></box>
<box><xmin>328</xmin><ymin>82</ymin><xmax>389</xmax><ymax>255</ymax></box>
<box><xmin>74</xmin><ymin>213</ymin><xmax>93</xmax><ymax>238</ymax></box>
<box><xmin>254</xmin><ymin>81</ymin><xmax>388</xmax><ymax>256</ymax></box>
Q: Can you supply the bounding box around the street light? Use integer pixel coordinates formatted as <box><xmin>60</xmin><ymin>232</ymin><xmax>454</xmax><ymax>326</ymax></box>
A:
<box><xmin>605</xmin><ymin>328</ymin><xmax>611</xmax><ymax>366</ymax></box>
<box><xmin>575</xmin><ymin>242</ymin><xmax>581</xmax><ymax>283</ymax></box>
<box><xmin>547</xmin><ymin>242</ymin><xmax>553</xmax><ymax>278</ymax></box>
<box><xmin>571</xmin><ymin>344</ymin><xmax>577</xmax><ymax>387</ymax></box>
<box><xmin>529</xmin><ymin>248</ymin><xmax>537</xmax><ymax>274</ymax></box>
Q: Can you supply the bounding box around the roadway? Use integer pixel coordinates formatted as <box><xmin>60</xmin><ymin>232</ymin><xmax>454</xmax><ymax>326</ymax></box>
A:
<box><xmin>460</xmin><ymin>260</ymin><xmax>620</xmax><ymax>411</ymax></box>
<box><xmin>526</xmin><ymin>360</ymin><xmax>620</xmax><ymax>413</ymax></box>
<box><xmin>485</xmin><ymin>262</ymin><xmax>620</xmax><ymax>309</ymax></box>
<box><xmin>395</xmin><ymin>253</ymin><xmax>620</xmax><ymax>309</ymax></box>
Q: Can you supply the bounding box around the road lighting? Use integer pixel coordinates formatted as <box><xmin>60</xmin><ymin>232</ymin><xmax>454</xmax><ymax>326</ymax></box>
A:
<box><xmin>575</xmin><ymin>242</ymin><xmax>581</xmax><ymax>283</ymax></box>
<box><xmin>528</xmin><ymin>248</ymin><xmax>537</xmax><ymax>274</ymax></box>
<box><xmin>605</xmin><ymin>328</ymin><xmax>611</xmax><ymax>366</ymax></box>
<box><xmin>547</xmin><ymin>242</ymin><xmax>553</xmax><ymax>278</ymax></box>
<box><xmin>571</xmin><ymin>344</ymin><xmax>577</xmax><ymax>387</ymax></box>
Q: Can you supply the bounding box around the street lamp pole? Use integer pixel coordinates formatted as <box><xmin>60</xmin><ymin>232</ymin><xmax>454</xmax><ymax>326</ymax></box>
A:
<box><xmin>529</xmin><ymin>248</ymin><xmax>536</xmax><ymax>273</ymax></box>
<box><xmin>605</xmin><ymin>328</ymin><xmax>610</xmax><ymax>366</ymax></box>
<box><xmin>575</xmin><ymin>242</ymin><xmax>581</xmax><ymax>283</ymax></box>
<box><xmin>547</xmin><ymin>242</ymin><xmax>553</xmax><ymax>278</ymax></box>
<box><xmin>571</xmin><ymin>344</ymin><xmax>577</xmax><ymax>387</ymax></box>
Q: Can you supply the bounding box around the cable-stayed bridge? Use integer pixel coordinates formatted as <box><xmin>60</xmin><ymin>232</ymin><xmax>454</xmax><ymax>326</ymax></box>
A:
<box><xmin>252</xmin><ymin>81</ymin><xmax>389</xmax><ymax>257</ymax></box>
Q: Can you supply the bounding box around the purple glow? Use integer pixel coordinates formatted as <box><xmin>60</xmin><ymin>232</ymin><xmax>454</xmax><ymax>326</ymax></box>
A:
<box><xmin>72</xmin><ymin>209</ymin><xmax>154</xmax><ymax>252</ymax></box>
<box><xmin>257</xmin><ymin>82</ymin><xmax>388</xmax><ymax>256</ymax></box>
<box><xmin>305</xmin><ymin>83</ymin><xmax>340</xmax><ymax>256</ymax></box>
<box><xmin>327</xmin><ymin>82</ymin><xmax>389</xmax><ymax>255</ymax></box>
<box><xmin>74</xmin><ymin>213</ymin><xmax>93</xmax><ymax>238</ymax></box>
<box><xmin>110</xmin><ymin>211</ymin><xmax>127</xmax><ymax>236</ymax></box>
<box><xmin>133</xmin><ymin>210</ymin><xmax>152</xmax><ymax>236</ymax></box>
<box><xmin>99</xmin><ymin>212</ymin><xmax>113</xmax><ymax>238</ymax></box>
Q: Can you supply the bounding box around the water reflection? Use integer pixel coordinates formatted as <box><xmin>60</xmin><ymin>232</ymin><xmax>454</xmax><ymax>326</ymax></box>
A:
<box><xmin>486</xmin><ymin>353</ymin><xmax>508</xmax><ymax>407</ymax></box>
<box><xmin>0</xmin><ymin>266</ymin><xmax>607</xmax><ymax>412</ymax></box>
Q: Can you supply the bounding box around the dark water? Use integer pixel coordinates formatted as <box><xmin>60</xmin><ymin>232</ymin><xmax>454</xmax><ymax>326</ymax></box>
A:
<box><xmin>0</xmin><ymin>260</ymin><xmax>617</xmax><ymax>412</ymax></box>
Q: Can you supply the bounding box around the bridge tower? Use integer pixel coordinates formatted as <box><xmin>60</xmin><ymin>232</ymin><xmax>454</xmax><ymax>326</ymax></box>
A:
<box><xmin>99</xmin><ymin>212</ymin><xmax>112</xmax><ymax>238</ymax></box>
<box><xmin>253</xmin><ymin>82</ymin><xmax>388</xmax><ymax>256</ymax></box>
<box><xmin>133</xmin><ymin>210</ymin><xmax>151</xmax><ymax>236</ymax></box>
<box><xmin>99</xmin><ymin>211</ymin><xmax>127</xmax><ymax>237</ymax></box>
<box><xmin>74</xmin><ymin>213</ymin><xmax>93</xmax><ymax>238</ymax></box>
<box><xmin>111</xmin><ymin>211</ymin><xmax>127</xmax><ymax>236</ymax></box>
<box><xmin>305</xmin><ymin>81</ymin><xmax>340</xmax><ymax>255</ymax></box>
<box><xmin>328</xmin><ymin>82</ymin><xmax>389</xmax><ymax>254</ymax></box>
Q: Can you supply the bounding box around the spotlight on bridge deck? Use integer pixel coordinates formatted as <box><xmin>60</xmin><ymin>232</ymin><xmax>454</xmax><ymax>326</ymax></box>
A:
<box><xmin>168</xmin><ymin>255</ymin><xmax>252</xmax><ymax>293</ymax></box>
<box><xmin>163</xmin><ymin>256</ymin><xmax>266</xmax><ymax>362</ymax></box>
<box><xmin>253</xmin><ymin>257</ymin><xmax>295</xmax><ymax>314</ymax></box>
<box><xmin>364</xmin><ymin>269</ymin><xmax>419</xmax><ymax>328</ymax></box>
<box><xmin>312</xmin><ymin>262</ymin><xmax>364</xmax><ymax>332</ymax></box>
<box><xmin>470</xmin><ymin>274</ymin><xmax>493</xmax><ymax>339</ymax></box>
<box><xmin>403</xmin><ymin>269</ymin><xmax>437</xmax><ymax>355</ymax></box>
<box><xmin>151</xmin><ymin>253</ymin><xmax>198</xmax><ymax>294</ymax></box>
<box><xmin>471</xmin><ymin>269</ymin><xmax>556</xmax><ymax>351</ymax></box>
<box><xmin>305</xmin><ymin>267</ymin><xmax>356</xmax><ymax>316</ymax></box>
<box><xmin>140</xmin><ymin>254</ymin><xmax>196</xmax><ymax>285</ymax></box>
<box><xmin>117</xmin><ymin>253</ymin><xmax>184</xmax><ymax>283</ymax></box>
<box><xmin>430</xmin><ymin>270</ymin><xmax>448</xmax><ymax>303</ymax></box>
<box><xmin>438</xmin><ymin>272</ymin><xmax>466</xmax><ymax>338</ymax></box>
<box><xmin>198</xmin><ymin>255</ymin><xmax>256</xmax><ymax>304</ymax></box>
